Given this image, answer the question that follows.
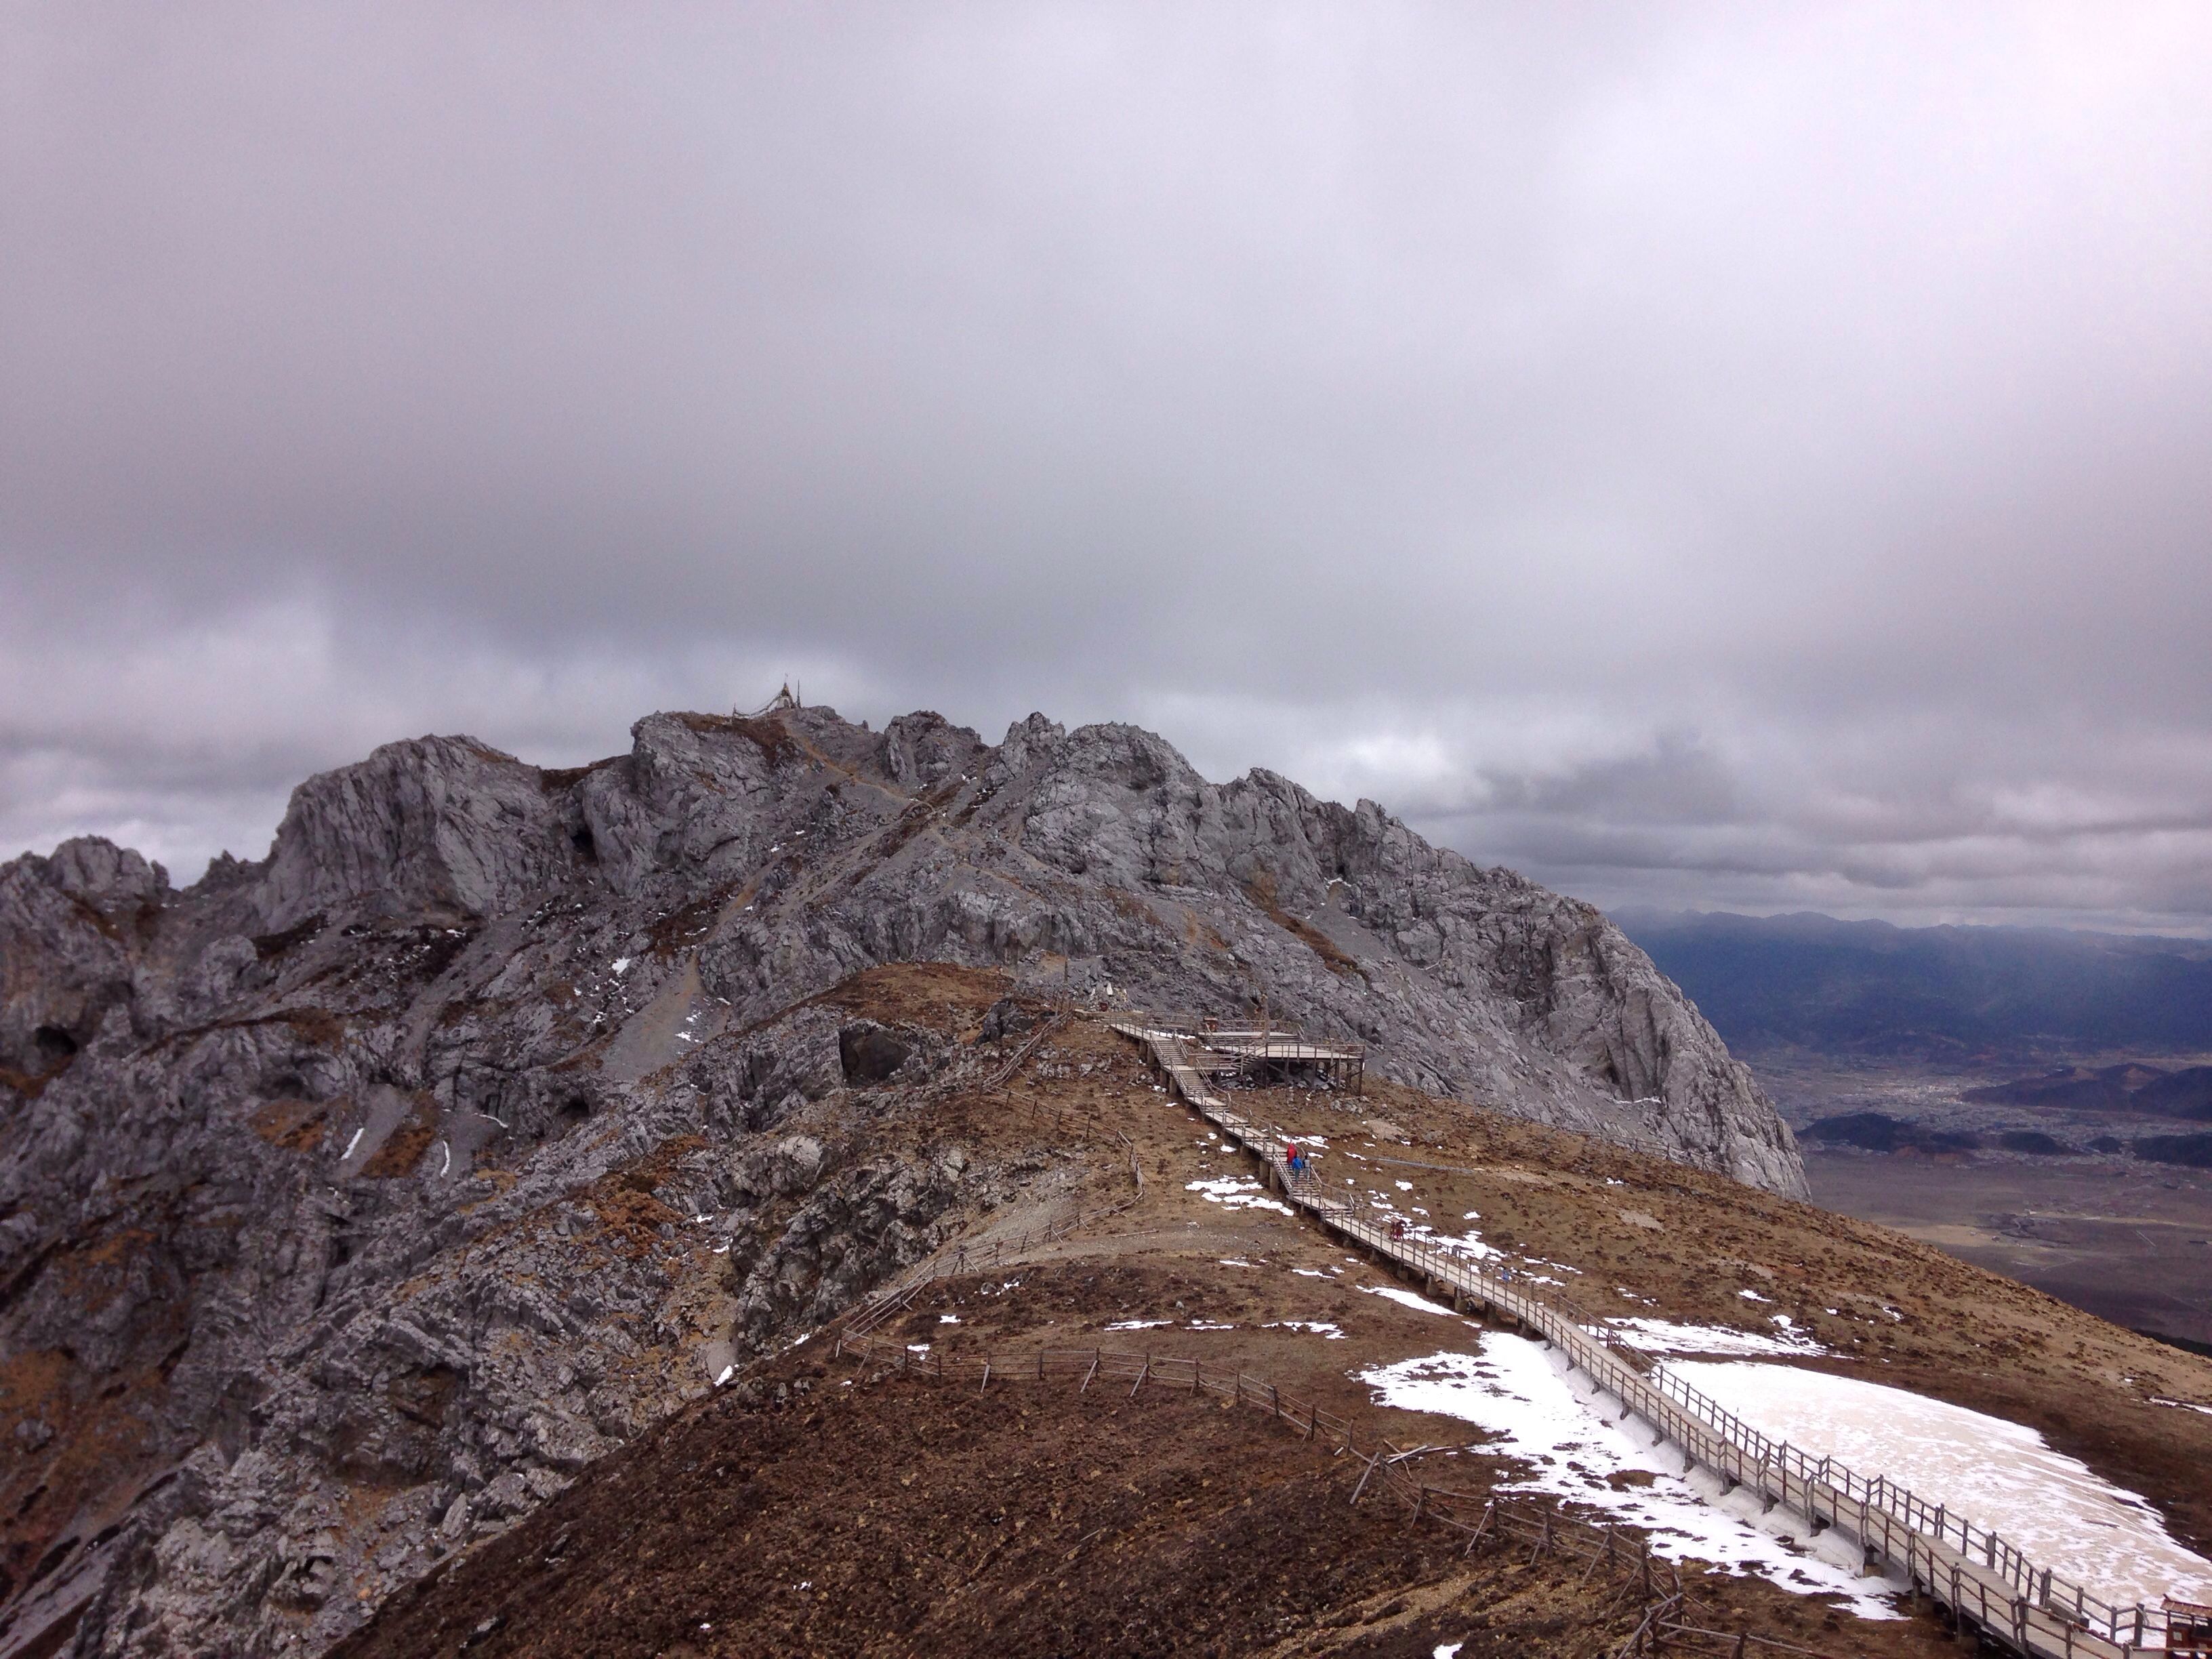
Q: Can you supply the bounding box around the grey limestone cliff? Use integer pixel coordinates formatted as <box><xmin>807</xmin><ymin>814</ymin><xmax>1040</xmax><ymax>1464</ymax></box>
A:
<box><xmin>0</xmin><ymin>704</ymin><xmax>1798</xmax><ymax>1657</ymax></box>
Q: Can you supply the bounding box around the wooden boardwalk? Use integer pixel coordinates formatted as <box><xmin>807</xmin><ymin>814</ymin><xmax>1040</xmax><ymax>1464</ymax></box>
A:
<box><xmin>1109</xmin><ymin>1020</ymin><xmax>2179</xmax><ymax>1658</ymax></box>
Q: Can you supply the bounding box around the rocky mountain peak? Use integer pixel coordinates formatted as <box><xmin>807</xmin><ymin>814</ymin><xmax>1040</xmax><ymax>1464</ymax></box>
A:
<box><xmin>0</xmin><ymin>701</ymin><xmax>1801</xmax><ymax>1656</ymax></box>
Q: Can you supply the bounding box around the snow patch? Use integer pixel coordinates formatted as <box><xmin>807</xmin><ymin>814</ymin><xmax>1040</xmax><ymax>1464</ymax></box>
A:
<box><xmin>1608</xmin><ymin>1318</ymin><xmax>1825</xmax><ymax>1358</ymax></box>
<box><xmin>1673</xmin><ymin>1361</ymin><xmax>2212</xmax><ymax>1607</ymax></box>
<box><xmin>1185</xmin><ymin>1176</ymin><xmax>1292</xmax><ymax>1214</ymax></box>
<box><xmin>1358</xmin><ymin>1338</ymin><xmax>1908</xmax><ymax>1617</ymax></box>
<box><xmin>1359</xmin><ymin>1284</ymin><xmax>1458</xmax><ymax>1317</ymax></box>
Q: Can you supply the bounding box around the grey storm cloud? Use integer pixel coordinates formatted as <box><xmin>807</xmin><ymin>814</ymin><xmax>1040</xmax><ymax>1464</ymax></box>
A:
<box><xmin>4</xmin><ymin>2</ymin><xmax>2211</xmax><ymax>930</ymax></box>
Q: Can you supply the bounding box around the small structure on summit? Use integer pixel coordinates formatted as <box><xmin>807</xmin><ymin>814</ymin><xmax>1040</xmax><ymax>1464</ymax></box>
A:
<box><xmin>738</xmin><ymin>681</ymin><xmax>802</xmax><ymax>717</ymax></box>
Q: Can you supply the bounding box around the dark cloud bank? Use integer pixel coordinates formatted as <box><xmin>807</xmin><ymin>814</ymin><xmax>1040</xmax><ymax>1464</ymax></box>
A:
<box><xmin>5</xmin><ymin>3</ymin><xmax>2210</xmax><ymax>931</ymax></box>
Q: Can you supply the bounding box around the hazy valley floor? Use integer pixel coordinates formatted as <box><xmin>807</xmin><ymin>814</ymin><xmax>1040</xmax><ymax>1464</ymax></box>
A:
<box><xmin>1745</xmin><ymin>1050</ymin><xmax>2212</xmax><ymax>1349</ymax></box>
<box><xmin>1803</xmin><ymin>1152</ymin><xmax>2212</xmax><ymax>1350</ymax></box>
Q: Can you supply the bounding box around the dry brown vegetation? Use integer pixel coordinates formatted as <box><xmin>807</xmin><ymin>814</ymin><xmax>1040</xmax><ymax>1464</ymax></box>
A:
<box><xmin>1244</xmin><ymin>872</ymin><xmax>1367</xmax><ymax>980</ymax></box>
<box><xmin>361</xmin><ymin>1093</ymin><xmax>441</xmax><ymax>1178</ymax></box>
<box><xmin>304</xmin><ymin>962</ymin><xmax>2212</xmax><ymax>1654</ymax></box>
<box><xmin>333</xmin><ymin>1344</ymin><xmax>1963</xmax><ymax>1659</ymax></box>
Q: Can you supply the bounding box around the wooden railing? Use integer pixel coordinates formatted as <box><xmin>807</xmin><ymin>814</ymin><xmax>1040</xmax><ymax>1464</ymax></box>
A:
<box><xmin>1115</xmin><ymin>1025</ymin><xmax>2181</xmax><ymax>1658</ymax></box>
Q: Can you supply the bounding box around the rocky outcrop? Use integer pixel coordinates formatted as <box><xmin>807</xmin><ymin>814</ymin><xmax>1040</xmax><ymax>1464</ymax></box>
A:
<box><xmin>0</xmin><ymin>703</ymin><xmax>1797</xmax><ymax>1658</ymax></box>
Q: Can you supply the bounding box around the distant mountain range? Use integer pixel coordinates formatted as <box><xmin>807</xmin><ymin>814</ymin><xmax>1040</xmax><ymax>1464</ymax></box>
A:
<box><xmin>1963</xmin><ymin>1063</ymin><xmax>2212</xmax><ymax>1120</ymax></box>
<box><xmin>1614</xmin><ymin>909</ymin><xmax>2212</xmax><ymax>1058</ymax></box>
<box><xmin>1800</xmin><ymin>1107</ymin><xmax>2212</xmax><ymax>1168</ymax></box>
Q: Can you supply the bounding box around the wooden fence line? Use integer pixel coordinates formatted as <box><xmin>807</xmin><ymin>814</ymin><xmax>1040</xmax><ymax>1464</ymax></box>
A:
<box><xmin>822</xmin><ymin>1312</ymin><xmax>1865</xmax><ymax>1659</ymax></box>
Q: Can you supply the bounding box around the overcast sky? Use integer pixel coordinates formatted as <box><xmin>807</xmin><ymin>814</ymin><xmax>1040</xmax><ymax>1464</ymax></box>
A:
<box><xmin>5</xmin><ymin>3</ymin><xmax>2210</xmax><ymax>932</ymax></box>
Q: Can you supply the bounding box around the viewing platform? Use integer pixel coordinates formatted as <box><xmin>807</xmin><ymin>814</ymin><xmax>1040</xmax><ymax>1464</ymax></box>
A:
<box><xmin>1102</xmin><ymin>1012</ymin><xmax>1365</xmax><ymax>1094</ymax></box>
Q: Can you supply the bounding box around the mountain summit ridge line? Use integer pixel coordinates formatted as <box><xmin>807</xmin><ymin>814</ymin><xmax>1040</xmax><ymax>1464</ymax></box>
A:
<box><xmin>9</xmin><ymin>704</ymin><xmax>1799</xmax><ymax>1195</ymax></box>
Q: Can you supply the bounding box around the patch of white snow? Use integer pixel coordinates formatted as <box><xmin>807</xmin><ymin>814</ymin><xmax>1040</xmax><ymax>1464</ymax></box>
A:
<box><xmin>1609</xmin><ymin>1318</ymin><xmax>1825</xmax><ymax>1358</ymax></box>
<box><xmin>1673</xmin><ymin>1361</ymin><xmax>2212</xmax><ymax>1607</ymax></box>
<box><xmin>1359</xmin><ymin>1284</ymin><xmax>1458</xmax><ymax>1317</ymax></box>
<box><xmin>1185</xmin><ymin>1176</ymin><xmax>1292</xmax><ymax>1214</ymax></box>
<box><xmin>1358</xmin><ymin>1338</ymin><xmax>1908</xmax><ymax>1617</ymax></box>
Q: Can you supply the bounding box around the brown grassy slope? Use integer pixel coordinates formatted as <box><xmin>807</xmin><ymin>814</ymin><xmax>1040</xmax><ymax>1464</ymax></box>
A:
<box><xmin>330</xmin><ymin>1352</ymin><xmax>1958</xmax><ymax>1659</ymax></box>
<box><xmin>771</xmin><ymin>988</ymin><xmax>2212</xmax><ymax>1563</ymax></box>
<box><xmin>788</xmin><ymin>985</ymin><xmax>2212</xmax><ymax>1555</ymax></box>
<box><xmin>1260</xmin><ymin>1071</ymin><xmax>2212</xmax><ymax>1557</ymax></box>
<box><xmin>333</xmin><ymin>971</ymin><xmax>2211</xmax><ymax>1657</ymax></box>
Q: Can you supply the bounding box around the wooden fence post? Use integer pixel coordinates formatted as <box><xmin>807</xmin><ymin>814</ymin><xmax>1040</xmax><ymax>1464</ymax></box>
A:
<box><xmin>1349</xmin><ymin>1448</ymin><xmax>1383</xmax><ymax>1507</ymax></box>
<box><xmin>1462</xmin><ymin>1501</ymin><xmax>1494</xmax><ymax>1557</ymax></box>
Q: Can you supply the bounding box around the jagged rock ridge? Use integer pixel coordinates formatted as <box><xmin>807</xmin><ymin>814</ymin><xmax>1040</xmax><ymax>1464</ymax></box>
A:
<box><xmin>0</xmin><ymin>704</ymin><xmax>1799</xmax><ymax>1657</ymax></box>
<box><xmin>201</xmin><ymin>707</ymin><xmax>1797</xmax><ymax>1189</ymax></box>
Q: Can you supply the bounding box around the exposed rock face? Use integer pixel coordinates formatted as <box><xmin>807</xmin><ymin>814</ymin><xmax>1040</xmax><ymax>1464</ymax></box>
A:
<box><xmin>0</xmin><ymin>705</ymin><xmax>1797</xmax><ymax>1657</ymax></box>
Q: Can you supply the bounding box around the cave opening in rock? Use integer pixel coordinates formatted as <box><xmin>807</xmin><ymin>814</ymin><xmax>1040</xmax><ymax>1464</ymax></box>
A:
<box><xmin>33</xmin><ymin>1025</ymin><xmax>78</xmax><ymax>1065</ymax></box>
